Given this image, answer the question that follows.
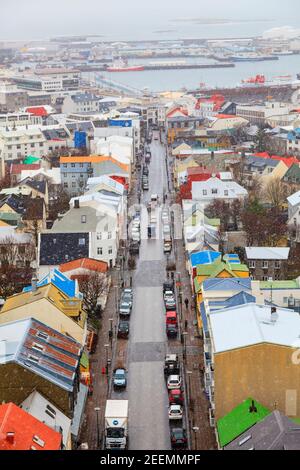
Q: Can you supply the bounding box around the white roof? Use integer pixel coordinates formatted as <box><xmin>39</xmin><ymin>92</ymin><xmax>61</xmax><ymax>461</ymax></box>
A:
<box><xmin>210</xmin><ymin>304</ymin><xmax>300</xmax><ymax>353</ymax></box>
<box><xmin>192</xmin><ymin>177</ymin><xmax>248</xmax><ymax>199</ymax></box>
<box><xmin>86</xmin><ymin>175</ymin><xmax>124</xmax><ymax>194</ymax></box>
<box><xmin>105</xmin><ymin>400</ymin><xmax>128</xmax><ymax>418</ymax></box>
<box><xmin>0</xmin><ymin>319</ymin><xmax>30</xmax><ymax>363</ymax></box>
<box><xmin>20</xmin><ymin>168</ymin><xmax>61</xmax><ymax>185</ymax></box>
<box><xmin>287</xmin><ymin>190</ymin><xmax>300</xmax><ymax>207</ymax></box>
<box><xmin>245</xmin><ymin>247</ymin><xmax>290</xmax><ymax>260</ymax></box>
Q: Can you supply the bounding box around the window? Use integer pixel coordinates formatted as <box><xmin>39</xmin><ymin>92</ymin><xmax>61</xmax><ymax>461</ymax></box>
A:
<box><xmin>63</xmin><ymin>182</ymin><xmax>68</xmax><ymax>188</ymax></box>
<box><xmin>275</xmin><ymin>260</ymin><xmax>281</xmax><ymax>269</ymax></box>
<box><xmin>224</xmin><ymin>190</ymin><xmax>228</xmax><ymax>196</ymax></box>
<box><xmin>249</xmin><ymin>260</ymin><xmax>255</xmax><ymax>268</ymax></box>
<box><xmin>79</xmin><ymin>238</ymin><xmax>86</xmax><ymax>246</ymax></box>
<box><xmin>262</xmin><ymin>276</ymin><xmax>269</xmax><ymax>281</ymax></box>
<box><xmin>71</xmin><ymin>163</ymin><xmax>75</xmax><ymax>168</ymax></box>
<box><xmin>97</xmin><ymin>233</ymin><xmax>102</xmax><ymax>240</ymax></box>
<box><xmin>32</xmin><ymin>342</ymin><xmax>44</xmax><ymax>352</ymax></box>
<box><xmin>72</xmin><ymin>182</ymin><xmax>76</xmax><ymax>187</ymax></box>
<box><xmin>97</xmin><ymin>247</ymin><xmax>103</xmax><ymax>255</ymax></box>
<box><xmin>211</xmin><ymin>188</ymin><xmax>218</xmax><ymax>194</ymax></box>
<box><xmin>45</xmin><ymin>405</ymin><xmax>56</xmax><ymax>420</ymax></box>
<box><xmin>63</xmin><ymin>173</ymin><xmax>67</xmax><ymax>178</ymax></box>
<box><xmin>63</xmin><ymin>163</ymin><xmax>67</xmax><ymax>168</ymax></box>
<box><xmin>262</xmin><ymin>260</ymin><xmax>268</xmax><ymax>269</ymax></box>
<box><xmin>202</xmin><ymin>190</ymin><xmax>207</xmax><ymax>196</ymax></box>
<box><xmin>37</xmin><ymin>331</ymin><xmax>48</xmax><ymax>341</ymax></box>
<box><xmin>28</xmin><ymin>354</ymin><xmax>40</xmax><ymax>364</ymax></box>
<box><xmin>108</xmin><ymin>232</ymin><xmax>112</xmax><ymax>239</ymax></box>
<box><xmin>108</xmin><ymin>246</ymin><xmax>113</xmax><ymax>255</ymax></box>
<box><xmin>81</xmin><ymin>215</ymin><xmax>87</xmax><ymax>224</ymax></box>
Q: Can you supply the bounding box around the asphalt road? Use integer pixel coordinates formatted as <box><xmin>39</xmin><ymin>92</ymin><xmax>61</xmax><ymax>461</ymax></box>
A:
<box><xmin>111</xmin><ymin>134</ymin><xmax>172</xmax><ymax>450</ymax></box>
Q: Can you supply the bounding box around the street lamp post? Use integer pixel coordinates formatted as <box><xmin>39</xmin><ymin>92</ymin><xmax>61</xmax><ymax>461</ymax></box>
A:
<box><xmin>187</xmin><ymin>370</ymin><xmax>192</xmax><ymax>406</ymax></box>
<box><xmin>192</xmin><ymin>426</ymin><xmax>199</xmax><ymax>450</ymax></box>
<box><xmin>94</xmin><ymin>407</ymin><xmax>101</xmax><ymax>449</ymax></box>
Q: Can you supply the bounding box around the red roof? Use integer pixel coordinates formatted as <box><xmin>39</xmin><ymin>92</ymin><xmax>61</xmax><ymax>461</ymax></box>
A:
<box><xmin>0</xmin><ymin>403</ymin><xmax>62</xmax><ymax>450</ymax></box>
<box><xmin>195</xmin><ymin>94</ymin><xmax>225</xmax><ymax>110</ymax></box>
<box><xmin>10</xmin><ymin>163</ymin><xmax>40</xmax><ymax>175</ymax></box>
<box><xmin>254</xmin><ymin>152</ymin><xmax>298</xmax><ymax>167</ymax></box>
<box><xmin>60</xmin><ymin>258</ymin><xmax>108</xmax><ymax>274</ymax></box>
<box><xmin>215</xmin><ymin>114</ymin><xmax>237</xmax><ymax>119</ymax></box>
<box><xmin>167</xmin><ymin>107</ymin><xmax>188</xmax><ymax>118</ymax></box>
<box><xmin>25</xmin><ymin>106</ymin><xmax>49</xmax><ymax>117</ymax></box>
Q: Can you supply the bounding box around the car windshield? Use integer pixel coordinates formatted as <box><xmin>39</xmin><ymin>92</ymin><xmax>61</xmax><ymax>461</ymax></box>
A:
<box><xmin>107</xmin><ymin>428</ymin><xmax>125</xmax><ymax>438</ymax></box>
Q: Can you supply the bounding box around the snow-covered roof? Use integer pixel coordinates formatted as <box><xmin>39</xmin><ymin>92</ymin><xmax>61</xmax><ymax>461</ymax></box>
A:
<box><xmin>245</xmin><ymin>247</ymin><xmax>290</xmax><ymax>260</ymax></box>
<box><xmin>210</xmin><ymin>304</ymin><xmax>300</xmax><ymax>353</ymax></box>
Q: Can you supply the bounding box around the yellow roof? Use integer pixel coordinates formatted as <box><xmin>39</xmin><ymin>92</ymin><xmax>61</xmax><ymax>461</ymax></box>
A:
<box><xmin>1</xmin><ymin>284</ymin><xmax>86</xmax><ymax>326</ymax></box>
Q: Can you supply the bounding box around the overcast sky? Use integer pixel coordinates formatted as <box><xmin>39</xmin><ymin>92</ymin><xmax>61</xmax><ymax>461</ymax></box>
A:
<box><xmin>1</xmin><ymin>0</ymin><xmax>300</xmax><ymax>41</ymax></box>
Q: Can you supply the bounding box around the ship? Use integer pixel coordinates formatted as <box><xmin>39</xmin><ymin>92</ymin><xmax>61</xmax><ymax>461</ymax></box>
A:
<box><xmin>229</xmin><ymin>53</ymin><xmax>279</xmax><ymax>62</ymax></box>
<box><xmin>240</xmin><ymin>74</ymin><xmax>298</xmax><ymax>88</ymax></box>
<box><xmin>106</xmin><ymin>58</ymin><xmax>144</xmax><ymax>72</ymax></box>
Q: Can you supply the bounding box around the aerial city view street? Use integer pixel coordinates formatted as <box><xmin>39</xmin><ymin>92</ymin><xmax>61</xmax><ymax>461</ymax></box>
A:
<box><xmin>2</xmin><ymin>0</ymin><xmax>300</xmax><ymax>456</ymax></box>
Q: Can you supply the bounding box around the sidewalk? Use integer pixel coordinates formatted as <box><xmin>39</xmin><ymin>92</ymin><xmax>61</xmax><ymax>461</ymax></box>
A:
<box><xmin>78</xmin><ymin>270</ymin><xmax>119</xmax><ymax>449</ymax></box>
<box><xmin>174</xmin><ymin>237</ymin><xmax>217</xmax><ymax>450</ymax></box>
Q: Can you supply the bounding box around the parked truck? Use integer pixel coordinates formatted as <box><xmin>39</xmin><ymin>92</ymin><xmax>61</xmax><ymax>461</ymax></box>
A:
<box><xmin>105</xmin><ymin>400</ymin><xmax>128</xmax><ymax>449</ymax></box>
<box><xmin>163</xmin><ymin>234</ymin><xmax>172</xmax><ymax>253</ymax></box>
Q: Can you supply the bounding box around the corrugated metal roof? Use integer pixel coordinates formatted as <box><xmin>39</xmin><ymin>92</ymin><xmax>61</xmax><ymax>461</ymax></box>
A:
<box><xmin>245</xmin><ymin>247</ymin><xmax>290</xmax><ymax>260</ymax></box>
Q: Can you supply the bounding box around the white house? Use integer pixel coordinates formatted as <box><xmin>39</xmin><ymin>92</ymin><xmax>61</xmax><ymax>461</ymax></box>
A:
<box><xmin>0</xmin><ymin>127</ymin><xmax>47</xmax><ymax>161</ymax></box>
<box><xmin>287</xmin><ymin>190</ymin><xmax>300</xmax><ymax>239</ymax></box>
<box><xmin>191</xmin><ymin>177</ymin><xmax>248</xmax><ymax>207</ymax></box>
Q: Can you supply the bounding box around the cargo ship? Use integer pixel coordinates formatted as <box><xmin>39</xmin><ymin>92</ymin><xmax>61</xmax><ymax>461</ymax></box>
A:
<box><xmin>106</xmin><ymin>58</ymin><xmax>144</xmax><ymax>72</ymax></box>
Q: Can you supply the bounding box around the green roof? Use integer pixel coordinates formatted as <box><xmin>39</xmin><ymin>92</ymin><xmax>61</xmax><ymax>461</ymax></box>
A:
<box><xmin>260</xmin><ymin>280</ymin><xmax>299</xmax><ymax>289</ymax></box>
<box><xmin>227</xmin><ymin>263</ymin><xmax>249</xmax><ymax>273</ymax></box>
<box><xmin>24</xmin><ymin>155</ymin><xmax>40</xmax><ymax>164</ymax></box>
<box><xmin>80</xmin><ymin>351</ymin><xmax>89</xmax><ymax>369</ymax></box>
<box><xmin>196</xmin><ymin>261</ymin><xmax>235</xmax><ymax>279</ymax></box>
<box><xmin>217</xmin><ymin>398</ymin><xmax>271</xmax><ymax>447</ymax></box>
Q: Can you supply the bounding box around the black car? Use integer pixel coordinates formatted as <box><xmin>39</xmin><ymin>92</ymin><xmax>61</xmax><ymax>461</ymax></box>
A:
<box><xmin>166</xmin><ymin>324</ymin><xmax>178</xmax><ymax>339</ymax></box>
<box><xmin>163</xmin><ymin>280</ymin><xmax>174</xmax><ymax>294</ymax></box>
<box><xmin>170</xmin><ymin>428</ymin><xmax>188</xmax><ymax>449</ymax></box>
<box><xmin>117</xmin><ymin>321</ymin><xmax>130</xmax><ymax>339</ymax></box>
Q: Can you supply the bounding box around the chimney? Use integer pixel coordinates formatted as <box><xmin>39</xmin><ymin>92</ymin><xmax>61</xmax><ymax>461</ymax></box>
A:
<box><xmin>74</xmin><ymin>199</ymin><xmax>80</xmax><ymax>209</ymax></box>
<box><xmin>6</xmin><ymin>432</ymin><xmax>15</xmax><ymax>444</ymax></box>
<box><xmin>31</xmin><ymin>275</ymin><xmax>38</xmax><ymax>292</ymax></box>
<box><xmin>271</xmin><ymin>306</ymin><xmax>278</xmax><ymax>323</ymax></box>
<box><xmin>249</xmin><ymin>400</ymin><xmax>257</xmax><ymax>414</ymax></box>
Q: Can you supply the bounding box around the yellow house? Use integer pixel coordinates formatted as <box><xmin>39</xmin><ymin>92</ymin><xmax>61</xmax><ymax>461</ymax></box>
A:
<box><xmin>0</xmin><ymin>284</ymin><xmax>87</xmax><ymax>345</ymax></box>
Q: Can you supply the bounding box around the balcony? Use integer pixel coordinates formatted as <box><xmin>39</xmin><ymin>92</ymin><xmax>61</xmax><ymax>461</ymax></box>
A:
<box><xmin>58</xmin><ymin>298</ymin><xmax>82</xmax><ymax>317</ymax></box>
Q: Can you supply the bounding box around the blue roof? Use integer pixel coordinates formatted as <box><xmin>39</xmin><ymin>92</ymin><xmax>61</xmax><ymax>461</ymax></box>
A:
<box><xmin>203</xmin><ymin>277</ymin><xmax>252</xmax><ymax>292</ymax></box>
<box><xmin>225</xmin><ymin>291</ymin><xmax>256</xmax><ymax>308</ymax></box>
<box><xmin>223</xmin><ymin>253</ymin><xmax>240</xmax><ymax>264</ymax></box>
<box><xmin>190</xmin><ymin>250</ymin><xmax>221</xmax><ymax>268</ymax></box>
<box><xmin>23</xmin><ymin>268</ymin><xmax>82</xmax><ymax>299</ymax></box>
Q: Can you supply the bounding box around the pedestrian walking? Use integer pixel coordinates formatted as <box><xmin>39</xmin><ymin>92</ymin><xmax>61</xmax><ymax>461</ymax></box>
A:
<box><xmin>184</xmin><ymin>297</ymin><xmax>189</xmax><ymax>309</ymax></box>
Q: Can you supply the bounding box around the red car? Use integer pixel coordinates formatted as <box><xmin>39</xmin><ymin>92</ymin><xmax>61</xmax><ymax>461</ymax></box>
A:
<box><xmin>166</xmin><ymin>311</ymin><xmax>177</xmax><ymax>326</ymax></box>
<box><xmin>169</xmin><ymin>388</ymin><xmax>184</xmax><ymax>405</ymax></box>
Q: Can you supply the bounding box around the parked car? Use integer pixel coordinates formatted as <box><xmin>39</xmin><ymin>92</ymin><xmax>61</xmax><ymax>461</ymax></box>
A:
<box><xmin>166</xmin><ymin>323</ymin><xmax>178</xmax><ymax>339</ymax></box>
<box><xmin>164</xmin><ymin>354</ymin><xmax>180</xmax><ymax>376</ymax></box>
<box><xmin>165</xmin><ymin>298</ymin><xmax>176</xmax><ymax>310</ymax></box>
<box><xmin>129</xmin><ymin>241</ymin><xmax>140</xmax><ymax>255</ymax></box>
<box><xmin>167</xmin><ymin>375</ymin><xmax>182</xmax><ymax>390</ymax></box>
<box><xmin>123</xmin><ymin>288</ymin><xmax>133</xmax><ymax>297</ymax></box>
<box><xmin>169</xmin><ymin>389</ymin><xmax>184</xmax><ymax>405</ymax></box>
<box><xmin>161</xmin><ymin>210</ymin><xmax>170</xmax><ymax>224</ymax></box>
<box><xmin>166</xmin><ymin>311</ymin><xmax>177</xmax><ymax>326</ymax></box>
<box><xmin>163</xmin><ymin>280</ymin><xmax>174</xmax><ymax>294</ymax></box>
<box><xmin>113</xmin><ymin>368</ymin><xmax>127</xmax><ymax>389</ymax></box>
<box><xmin>117</xmin><ymin>321</ymin><xmax>130</xmax><ymax>339</ymax></box>
<box><xmin>168</xmin><ymin>404</ymin><xmax>183</xmax><ymax>421</ymax></box>
<box><xmin>121</xmin><ymin>292</ymin><xmax>132</xmax><ymax>307</ymax></box>
<box><xmin>119</xmin><ymin>301</ymin><xmax>131</xmax><ymax>318</ymax></box>
<box><xmin>164</xmin><ymin>290</ymin><xmax>175</xmax><ymax>302</ymax></box>
<box><xmin>170</xmin><ymin>428</ymin><xmax>187</xmax><ymax>449</ymax></box>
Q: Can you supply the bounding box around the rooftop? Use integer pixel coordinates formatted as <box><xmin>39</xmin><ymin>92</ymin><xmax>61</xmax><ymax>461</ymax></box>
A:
<box><xmin>0</xmin><ymin>402</ymin><xmax>62</xmax><ymax>450</ymax></box>
<box><xmin>210</xmin><ymin>303</ymin><xmax>300</xmax><ymax>353</ymax></box>
<box><xmin>245</xmin><ymin>247</ymin><xmax>290</xmax><ymax>260</ymax></box>
<box><xmin>217</xmin><ymin>398</ymin><xmax>270</xmax><ymax>447</ymax></box>
<box><xmin>59</xmin><ymin>257</ymin><xmax>108</xmax><ymax>274</ymax></box>
<box><xmin>0</xmin><ymin>317</ymin><xmax>82</xmax><ymax>392</ymax></box>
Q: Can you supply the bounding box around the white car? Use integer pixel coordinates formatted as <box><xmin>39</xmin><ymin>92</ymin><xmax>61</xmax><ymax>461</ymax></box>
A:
<box><xmin>162</xmin><ymin>211</ymin><xmax>170</xmax><ymax>224</ymax></box>
<box><xmin>163</xmin><ymin>224</ymin><xmax>171</xmax><ymax>234</ymax></box>
<box><xmin>167</xmin><ymin>375</ymin><xmax>181</xmax><ymax>390</ymax></box>
<box><xmin>164</xmin><ymin>290</ymin><xmax>175</xmax><ymax>301</ymax></box>
<box><xmin>168</xmin><ymin>404</ymin><xmax>183</xmax><ymax>420</ymax></box>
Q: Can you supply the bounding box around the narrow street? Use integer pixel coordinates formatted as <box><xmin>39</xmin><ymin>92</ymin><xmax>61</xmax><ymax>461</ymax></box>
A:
<box><xmin>112</xmin><ymin>135</ymin><xmax>171</xmax><ymax>449</ymax></box>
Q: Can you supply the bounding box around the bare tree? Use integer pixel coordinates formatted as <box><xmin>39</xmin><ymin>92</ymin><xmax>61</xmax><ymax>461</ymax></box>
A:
<box><xmin>48</xmin><ymin>185</ymin><xmax>70</xmax><ymax>221</ymax></box>
<box><xmin>264</xmin><ymin>177</ymin><xmax>287</xmax><ymax>209</ymax></box>
<box><xmin>78</xmin><ymin>272</ymin><xmax>109</xmax><ymax>319</ymax></box>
